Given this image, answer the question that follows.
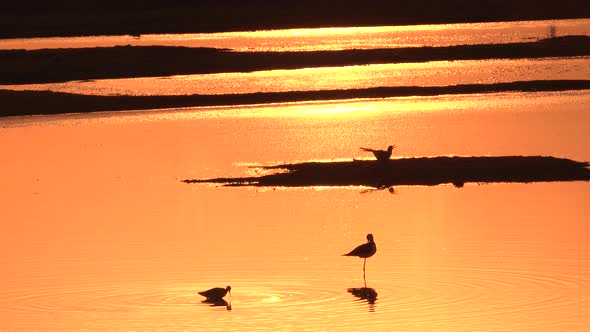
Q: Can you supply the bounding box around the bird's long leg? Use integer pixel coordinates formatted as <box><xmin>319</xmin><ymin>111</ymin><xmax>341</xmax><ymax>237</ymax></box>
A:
<box><xmin>363</xmin><ymin>258</ymin><xmax>367</xmax><ymax>288</ymax></box>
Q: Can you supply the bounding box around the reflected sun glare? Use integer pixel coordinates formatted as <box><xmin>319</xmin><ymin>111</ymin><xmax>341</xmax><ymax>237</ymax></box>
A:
<box><xmin>261</xmin><ymin>296</ymin><xmax>283</xmax><ymax>303</ymax></box>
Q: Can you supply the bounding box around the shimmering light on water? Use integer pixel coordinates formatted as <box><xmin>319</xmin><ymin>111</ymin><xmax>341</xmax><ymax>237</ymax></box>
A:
<box><xmin>1</xmin><ymin>91</ymin><xmax>590</xmax><ymax>331</ymax></box>
<box><xmin>1</xmin><ymin>18</ymin><xmax>589</xmax><ymax>51</ymax></box>
<box><xmin>2</xmin><ymin>15</ymin><xmax>590</xmax><ymax>329</ymax></box>
<box><xmin>3</xmin><ymin>57</ymin><xmax>589</xmax><ymax>96</ymax></box>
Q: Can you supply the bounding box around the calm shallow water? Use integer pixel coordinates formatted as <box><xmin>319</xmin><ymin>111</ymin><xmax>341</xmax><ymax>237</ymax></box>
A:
<box><xmin>1</xmin><ymin>18</ymin><xmax>589</xmax><ymax>51</ymax></box>
<box><xmin>3</xmin><ymin>57</ymin><xmax>589</xmax><ymax>96</ymax></box>
<box><xmin>1</xmin><ymin>91</ymin><xmax>590</xmax><ymax>331</ymax></box>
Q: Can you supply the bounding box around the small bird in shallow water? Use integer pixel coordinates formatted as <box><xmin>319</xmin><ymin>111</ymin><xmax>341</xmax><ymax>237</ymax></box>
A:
<box><xmin>198</xmin><ymin>286</ymin><xmax>231</xmax><ymax>300</ymax></box>
<box><xmin>344</xmin><ymin>234</ymin><xmax>377</xmax><ymax>259</ymax></box>
<box><xmin>360</xmin><ymin>145</ymin><xmax>395</xmax><ymax>161</ymax></box>
<box><xmin>343</xmin><ymin>234</ymin><xmax>377</xmax><ymax>286</ymax></box>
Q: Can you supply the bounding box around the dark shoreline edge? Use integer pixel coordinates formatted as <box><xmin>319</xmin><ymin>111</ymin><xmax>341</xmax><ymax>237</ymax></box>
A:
<box><xmin>0</xmin><ymin>0</ymin><xmax>586</xmax><ymax>38</ymax></box>
<box><xmin>2</xmin><ymin>80</ymin><xmax>590</xmax><ymax>117</ymax></box>
<box><xmin>2</xmin><ymin>36</ymin><xmax>589</xmax><ymax>85</ymax></box>
<box><xmin>181</xmin><ymin>156</ymin><xmax>590</xmax><ymax>188</ymax></box>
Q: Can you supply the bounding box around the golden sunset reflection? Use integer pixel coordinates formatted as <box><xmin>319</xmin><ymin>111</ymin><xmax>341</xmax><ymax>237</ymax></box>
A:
<box><xmin>2</xmin><ymin>19</ymin><xmax>589</xmax><ymax>51</ymax></box>
<box><xmin>4</xmin><ymin>57</ymin><xmax>588</xmax><ymax>96</ymax></box>
<box><xmin>262</xmin><ymin>296</ymin><xmax>283</xmax><ymax>303</ymax></box>
<box><xmin>124</xmin><ymin>91</ymin><xmax>584</xmax><ymax>123</ymax></box>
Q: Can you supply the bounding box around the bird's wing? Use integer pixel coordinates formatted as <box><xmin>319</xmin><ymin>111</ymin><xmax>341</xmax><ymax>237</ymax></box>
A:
<box><xmin>344</xmin><ymin>243</ymin><xmax>365</xmax><ymax>256</ymax></box>
<box><xmin>359</xmin><ymin>147</ymin><xmax>375</xmax><ymax>152</ymax></box>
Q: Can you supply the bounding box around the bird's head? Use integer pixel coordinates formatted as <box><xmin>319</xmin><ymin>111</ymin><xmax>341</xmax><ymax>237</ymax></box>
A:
<box><xmin>366</xmin><ymin>234</ymin><xmax>374</xmax><ymax>242</ymax></box>
<box><xmin>387</xmin><ymin>145</ymin><xmax>396</xmax><ymax>152</ymax></box>
<box><xmin>226</xmin><ymin>285</ymin><xmax>232</xmax><ymax>297</ymax></box>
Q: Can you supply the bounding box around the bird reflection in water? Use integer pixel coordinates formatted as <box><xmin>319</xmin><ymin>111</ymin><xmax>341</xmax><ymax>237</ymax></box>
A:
<box><xmin>348</xmin><ymin>287</ymin><xmax>378</xmax><ymax>312</ymax></box>
<box><xmin>360</xmin><ymin>185</ymin><xmax>396</xmax><ymax>194</ymax></box>
<box><xmin>202</xmin><ymin>298</ymin><xmax>232</xmax><ymax>311</ymax></box>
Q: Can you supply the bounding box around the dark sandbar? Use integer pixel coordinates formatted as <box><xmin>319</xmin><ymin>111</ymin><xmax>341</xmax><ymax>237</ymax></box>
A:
<box><xmin>2</xmin><ymin>80</ymin><xmax>590</xmax><ymax>117</ymax></box>
<box><xmin>181</xmin><ymin>156</ymin><xmax>590</xmax><ymax>188</ymax></box>
<box><xmin>2</xmin><ymin>36</ymin><xmax>589</xmax><ymax>85</ymax></box>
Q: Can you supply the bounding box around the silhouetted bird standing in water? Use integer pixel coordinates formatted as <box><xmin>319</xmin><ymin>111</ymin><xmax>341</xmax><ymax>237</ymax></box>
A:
<box><xmin>360</xmin><ymin>145</ymin><xmax>395</xmax><ymax>162</ymax></box>
<box><xmin>198</xmin><ymin>286</ymin><xmax>231</xmax><ymax>300</ymax></box>
<box><xmin>343</xmin><ymin>234</ymin><xmax>377</xmax><ymax>287</ymax></box>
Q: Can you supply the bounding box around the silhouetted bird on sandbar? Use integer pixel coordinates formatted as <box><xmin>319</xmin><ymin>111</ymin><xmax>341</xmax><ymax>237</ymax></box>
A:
<box><xmin>198</xmin><ymin>286</ymin><xmax>231</xmax><ymax>300</ymax></box>
<box><xmin>343</xmin><ymin>234</ymin><xmax>377</xmax><ymax>286</ymax></box>
<box><xmin>360</xmin><ymin>145</ymin><xmax>395</xmax><ymax>161</ymax></box>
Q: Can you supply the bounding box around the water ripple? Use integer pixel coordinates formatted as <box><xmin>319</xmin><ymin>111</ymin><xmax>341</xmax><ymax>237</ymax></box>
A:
<box><xmin>2</xmin><ymin>266</ymin><xmax>589</xmax><ymax>330</ymax></box>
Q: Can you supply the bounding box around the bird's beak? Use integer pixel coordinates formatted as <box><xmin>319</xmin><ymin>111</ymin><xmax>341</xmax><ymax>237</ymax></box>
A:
<box><xmin>229</xmin><ymin>289</ymin><xmax>232</xmax><ymax>297</ymax></box>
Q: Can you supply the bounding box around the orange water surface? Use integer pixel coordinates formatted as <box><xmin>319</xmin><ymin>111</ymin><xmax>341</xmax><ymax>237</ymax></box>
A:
<box><xmin>1</xmin><ymin>91</ymin><xmax>589</xmax><ymax>331</ymax></box>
